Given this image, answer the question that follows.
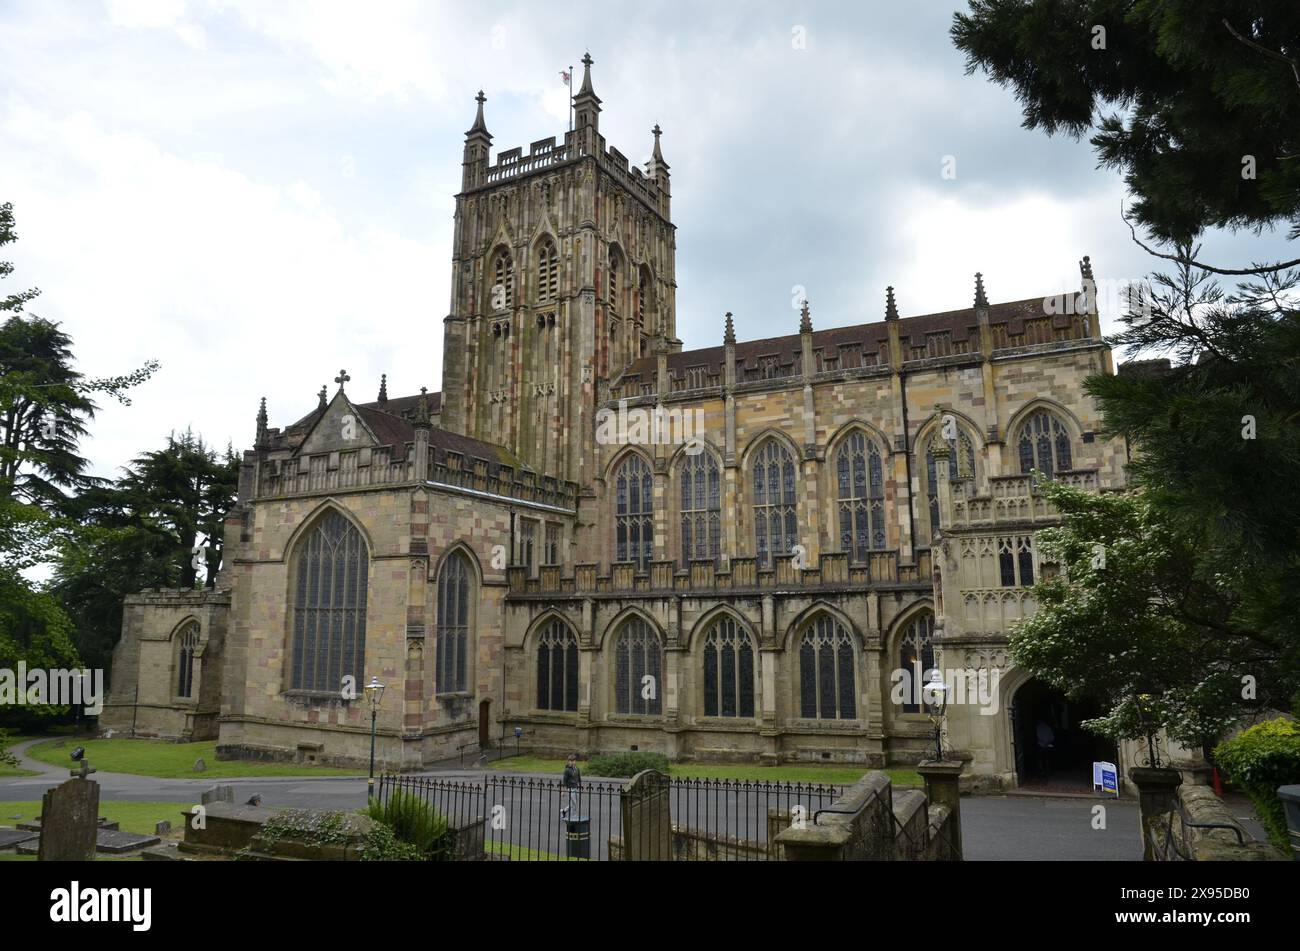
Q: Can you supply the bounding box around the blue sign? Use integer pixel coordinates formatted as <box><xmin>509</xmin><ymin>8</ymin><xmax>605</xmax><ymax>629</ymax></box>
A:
<box><xmin>1093</xmin><ymin>760</ymin><xmax>1118</xmax><ymax>796</ymax></box>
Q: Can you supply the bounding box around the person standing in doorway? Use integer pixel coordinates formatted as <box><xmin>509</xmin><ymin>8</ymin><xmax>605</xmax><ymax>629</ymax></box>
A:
<box><xmin>1035</xmin><ymin>719</ymin><xmax>1055</xmax><ymax>775</ymax></box>
<box><xmin>560</xmin><ymin>753</ymin><xmax>581</xmax><ymax>820</ymax></box>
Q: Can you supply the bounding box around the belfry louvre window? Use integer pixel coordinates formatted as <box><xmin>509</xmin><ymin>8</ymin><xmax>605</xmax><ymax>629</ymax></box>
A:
<box><xmin>536</xmin><ymin>619</ymin><xmax>579</xmax><ymax>712</ymax></box>
<box><xmin>836</xmin><ymin>431</ymin><xmax>887</xmax><ymax>562</ymax></box>
<box><xmin>536</xmin><ymin>241</ymin><xmax>559</xmax><ymax>303</ymax></box>
<box><xmin>544</xmin><ymin>523</ymin><xmax>560</xmax><ymax>566</ymax></box>
<box><xmin>925</xmin><ymin>429</ymin><xmax>976</xmax><ymax>535</ymax></box>
<box><xmin>702</xmin><ymin>617</ymin><xmax>755</xmax><ymax>718</ymax></box>
<box><xmin>519</xmin><ymin>519</ymin><xmax>537</xmax><ymax>576</ymax></box>
<box><xmin>679</xmin><ymin>451</ymin><xmax>720</xmax><ymax>566</ymax></box>
<box><xmin>1016</xmin><ymin>410</ymin><xmax>1073</xmax><ymax>480</ymax></box>
<box><xmin>613</xmin><ymin>617</ymin><xmax>663</xmax><ymax>715</ymax></box>
<box><xmin>436</xmin><ymin>552</ymin><xmax>473</xmax><ymax>694</ymax></box>
<box><xmin>753</xmin><ymin>440</ymin><xmax>797</xmax><ymax>569</ymax></box>
<box><xmin>899</xmin><ymin>612</ymin><xmax>935</xmax><ymax>713</ymax></box>
<box><xmin>176</xmin><ymin>622</ymin><xmax>199</xmax><ymax>699</ymax></box>
<box><xmin>291</xmin><ymin>512</ymin><xmax>368</xmax><ymax>693</ymax></box>
<box><xmin>608</xmin><ymin>247</ymin><xmax>622</xmax><ymax>316</ymax></box>
<box><xmin>615</xmin><ymin>454</ymin><xmax>654</xmax><ymax>570</ymax></box>
<box><xmin>491</xmin><ymin>249</ymin><xmax>515</xmax><ymax>311</ymax></box>
<box><xmin>799</xmin><ymin>616</ymin><xmax>856</xmax><ymax>719</ymax></box>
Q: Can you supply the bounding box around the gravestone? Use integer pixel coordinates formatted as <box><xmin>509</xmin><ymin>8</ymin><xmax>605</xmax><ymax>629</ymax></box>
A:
<box><xmin>620</xmin><ymin>769</ymin><xmax>672</xmax><ymax>860</ymax></box>
<box><xmin>37</xmin><ymin>777</ymin><xmax>100</xmax><ymax>861</ymax></box>
<box><xmin>0</xmin><ymin>829</ymin><xmax>38</xmax><ymax>850</ymax></box>
<box><xmin>193</xmin><ymin>757</ymin><xmax>207</xmax><ymax>772</ymax></box>
<box><xmin>155</xmin><ymin>820</ymin><xmax>172</xmax><ymax>835</ymax></box>
<box><xmin>201</xmin><ymin>784</ymin><xmax>234</xmax><ymax>805</ymax></box>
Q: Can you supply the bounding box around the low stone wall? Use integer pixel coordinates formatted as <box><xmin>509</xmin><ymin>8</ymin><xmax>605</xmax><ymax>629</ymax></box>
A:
<box><xmin>1130</xmin><ymin>767</ymin><xmax>1287</xmax><ymax>861</ymax></box>
<box><xmin>775</xmin><ymin>772</ymin><xmax>896</xmax><ymax>860</ymax></box>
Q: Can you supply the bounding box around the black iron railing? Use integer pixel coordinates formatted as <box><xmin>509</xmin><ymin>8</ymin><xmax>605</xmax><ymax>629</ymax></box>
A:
<box><xmin>375</xmin><ymin>772</ymin><xmax>844</xmax><ymax>861</ymax></box>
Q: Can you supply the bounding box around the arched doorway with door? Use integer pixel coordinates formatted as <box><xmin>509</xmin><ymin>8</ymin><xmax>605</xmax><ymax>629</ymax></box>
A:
<box><xmin>1009</xmin><ymin>679</ymin><xmax>1116</xmax><ymax>792</ymax></box>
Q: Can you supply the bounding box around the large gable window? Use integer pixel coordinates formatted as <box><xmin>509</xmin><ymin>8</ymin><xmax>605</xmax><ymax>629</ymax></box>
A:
<box><xmin>291</xmin><ymin>511</ymin><xmax>368</xmax><ymax>693</ymax></box>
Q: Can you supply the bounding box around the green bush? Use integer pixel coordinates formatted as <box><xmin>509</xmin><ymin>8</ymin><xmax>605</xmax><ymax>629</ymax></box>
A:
<box><xmin>1213</xmin><ymin>717</ymin><xmax>1300</xmax><ymax>849</ymax></box>
<box><xmin>366</xmin><ymin>790</ymin><xmax>454</xmax><ymax>860</ymax></box>
<box><xmin>587</xmin><ymin>752</ymin><xmax>670</xmax><ymax>778</ymax></box>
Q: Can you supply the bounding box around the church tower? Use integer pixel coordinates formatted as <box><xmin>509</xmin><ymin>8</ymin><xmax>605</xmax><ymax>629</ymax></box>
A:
<box><xmin>439</xmin><ymin>53</ymin><xmax>678</xmax><ymax>482</ymax></box>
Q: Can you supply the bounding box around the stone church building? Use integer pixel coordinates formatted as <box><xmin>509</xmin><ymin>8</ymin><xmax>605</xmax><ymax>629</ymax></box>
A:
<box><xmin>102</xmin><ymin>56</ymin><xmax>1133</xmax><ymax>790</ymax></box>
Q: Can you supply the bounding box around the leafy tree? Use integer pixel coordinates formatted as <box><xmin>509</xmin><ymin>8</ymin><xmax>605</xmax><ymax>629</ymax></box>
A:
<box><xmin>1</xmin><ymin>202</ymin><xmax>159</xmax><ymax>507</ymax></box>
<box><xmin>952</xmin><ymin>1</ymin><xmax>1300</xmax><ymax>256</ymax></box>
<box><xmin>1010</xmin><ymin>481</ymin><xmax>1290</xmax><ymax>757</ymax></box>
<box><xmin>51</xmin><ymin>431</ymin><xmax>238</xmax><ymax>673</ymax></box>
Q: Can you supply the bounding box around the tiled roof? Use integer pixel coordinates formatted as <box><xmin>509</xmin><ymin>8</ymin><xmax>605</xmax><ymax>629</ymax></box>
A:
<box><xmin>619</xmin><ymin>293</ymin><xmax>1081</xmax><ymax>380</ymax></box>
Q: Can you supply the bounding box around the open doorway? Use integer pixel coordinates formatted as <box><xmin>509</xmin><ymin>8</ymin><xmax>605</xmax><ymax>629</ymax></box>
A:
<box><xmin>1011</xmin><ymin>680</ymin><xmax>1116</xmax><ymax>792</ymax></box>
<box><xmin>478</xmin><ymin>699</ymin><xmax>491</xmax><ymax>750</ymax></box>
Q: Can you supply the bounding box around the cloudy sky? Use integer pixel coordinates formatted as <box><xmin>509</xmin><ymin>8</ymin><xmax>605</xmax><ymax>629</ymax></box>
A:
<box><xmin>1</xmin><ymin>0</ymin><xmax>1292</xmax><ymax>484</ymax></box>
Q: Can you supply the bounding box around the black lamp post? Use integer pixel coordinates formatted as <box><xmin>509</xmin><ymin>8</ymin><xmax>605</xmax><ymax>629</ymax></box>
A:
<box><xmin>921</xmin><ymin>670</ymin><xmax>950</xmax><ymax>763</ymax></box>
<box><xmin>365</xmin><ymin>676</ymin><xmax>386</xmax><ymax>799</ymax></box>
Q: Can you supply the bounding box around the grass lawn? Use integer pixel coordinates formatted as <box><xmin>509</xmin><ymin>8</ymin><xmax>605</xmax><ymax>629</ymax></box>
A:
<box><xmin>488</xmin><ymin>756</ymin><xmax>921</xmax><ymax>787</ymax></box>
<box><xmin>24</xmin><ymin>738</ymin><xmax>363</xmax><ymax>779</ymax></box>
<box><xmin>0</xmin><ymin>799</ymin><xmax>185</xmax><ymax>837</ymax></box>
<box><xmin>0</xmin><ymin>735</ymin><xmax>40</xmax><ymax>777</ymax></box>
<box><xmin>484</xmin><ymin>840</ymin><xmax>579</xmax><ymax>861</ymax></box>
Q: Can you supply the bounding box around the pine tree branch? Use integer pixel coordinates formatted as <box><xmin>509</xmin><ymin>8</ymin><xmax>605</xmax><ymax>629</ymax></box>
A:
<box><xmin>1222</xmin><ymin>19</ymin><xmax>1300</xmax><ymax>95</ymax></box>
<box><xmin>1123</xmin><ymin>205</ymin><xmax>1300</xmax><ymax>275</ymax></box>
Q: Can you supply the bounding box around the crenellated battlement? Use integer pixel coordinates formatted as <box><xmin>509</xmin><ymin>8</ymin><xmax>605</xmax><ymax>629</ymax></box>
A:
<box><xmin>507</xmin><ymin>548</ymin><xmax>933</xmax><ymax>597</ymax></box>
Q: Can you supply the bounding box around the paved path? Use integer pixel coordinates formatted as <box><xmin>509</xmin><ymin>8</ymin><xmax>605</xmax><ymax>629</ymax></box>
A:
<box><xmin>1</xmin><ymin>744</ymin><xmax>1145</xmax><ymax>860</ymax></box>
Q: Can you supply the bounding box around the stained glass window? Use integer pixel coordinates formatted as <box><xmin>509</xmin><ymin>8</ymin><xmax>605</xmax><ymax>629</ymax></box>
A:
<box><xmin>836</xmin><ymin>431</ymin><xmax>887</xmax><ymax>562</ymax></box>
<box><xmin>615</xmin><ymin>454</ymin><xmax>654</xmax><ymax>570</ymax></box>
<box><xmin>613</xmin><ymin>617</ymin><xmax>662</xmax><ymax>715</ymax></box>
<box><xmin>753</xmin><ymin>440</ymin><xmax>798</xmax><ymax>568</ymax></box>
<box><xmin>536</xmin><ymin>619</ymin><xmax>579</xmax><ymax>712</ymax></box>
<box><xmin>679</xmin><ymin>451</ymin><xmax>720</xmax><ymax>566</ymax></box>
<box><xmin>176</xmin><ymin>622</ymin><xmax>199</xmax><ymax>699</ymax></box>
<box><xmin>291</xmin><ymin>511</ymin><xmax>368</xmax><ymax>693</ymax></box>
<box><xmin>798</xmin><ymin>616</ymin><xmax>856</xmax><ymax>719</ymax></box>
<box><xmin>899</xmin><ymin>612</ymin><xmax>935</xmax><ymax>714</ymax></box>
<box><xmin>436</xmin><ymin>551</ymin><xmax>473</xmax><ymax>694</ymax></box>
<box><xmin>1017</xmin><ymin>410</ymin><xmax>1073</xmax><ymax>480</ymax></box>
<box><xmin>702</xmin><ymin>617</ymin><xmax>755</xmax><ymax>718</ymax></box>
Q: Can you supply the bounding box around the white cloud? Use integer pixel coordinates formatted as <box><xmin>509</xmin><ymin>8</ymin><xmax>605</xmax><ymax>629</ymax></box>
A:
<box><xmin>1</xmin><ymin>98</ymin><xmax>443</xmax><ymax>482</ymax></box>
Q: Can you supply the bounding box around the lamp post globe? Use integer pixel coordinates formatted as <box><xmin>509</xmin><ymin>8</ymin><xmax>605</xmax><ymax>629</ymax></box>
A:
<box><xmin>365</xmin><ymin>677</ymin><xmax>385</xmax><ymax>798</ymax></box>
<box><xmin>921</xmin><ymin>670</ymin><xmax>950</xmax><ymax>763</ymax></box>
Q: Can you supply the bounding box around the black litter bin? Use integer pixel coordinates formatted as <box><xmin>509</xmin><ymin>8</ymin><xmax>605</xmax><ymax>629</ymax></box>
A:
<box><xmin>565</xmin><ymin>817</ymin><xmax>591</xmax><ymax>859</ymax></box>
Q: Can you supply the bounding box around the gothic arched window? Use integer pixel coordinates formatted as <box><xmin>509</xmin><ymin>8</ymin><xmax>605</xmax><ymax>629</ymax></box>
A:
<box><xmin>925</xmin><ymin>428</ymin><xmax>976</xmax><ymax>536</ymax></box>
<box><xmin>536</xmin><ymin>240</ymin><xmax>559</xmax><ymax>304</ymax></box>
<box><xmin>702</xmin><ymin>617</ymin><xmax>755</xmax><ymax>718</ymax></box>
<box><xmin>798</xmin><ymin>616</ymin><xmax>856</xmax><ymax>719</ymax></box>
<box><xmin>176</xmin><ymin>622</ymin><xmax>199</xmax><ymax>699</ymax></box>
<box><xmin>491</xmin><ymin>248</ymin><xmax>514</xmax><ymax>311</ymax></box>
<box><xmin>535</xmin><ymin>618</ymin><xmax>578</xmax><ymax>712</ymax></box>
<box><xmin>1016</xmin><ymin>409</ymin><xmax>1073</xmax><ymax>480</ymax></box>
<box><xmin>436</xmin><ymin>551</ymin><xmax>474</xmax><ymax>694</ymax></box>
<box><xmin>836</xmin><ymin>431</ymin><xmax>887</xmax><ymax>562</ymax></box>
<box><xmin>291</xmin><ymin>511</ymin><xmax>368</xmax><ymax>693</ymax></box>
<box><xmin>898</xmin><ymin>611</ymin><xmax>936</xmax><ymax>714</ymax></box>
<box><xmin>607</xmin><ymin>247</ymin><xmax>622</xmax><ymax>316</ymax></box>
<box><xmin>612</xmin><ymin>617</ymin><xmax>662</xmax><ymax>715</ymax></box>
<box><xmin>615</xmin><ymin>454</ymin><xmax>654</xmax><ymax>570</ymax></box>
<box><xmin>679</xmin><ymin>450</ymin><xmax>720</xmax><ymax>567</ymax></box>
<box><xmin>752</xmin><ymin>439</ymin><xmax>797</xmax><ymax>568</ymax></box>
<box><xmin>637</xmin><ymin>264</ymin><xmax>651</xmax><ymax>329</ymax></box>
